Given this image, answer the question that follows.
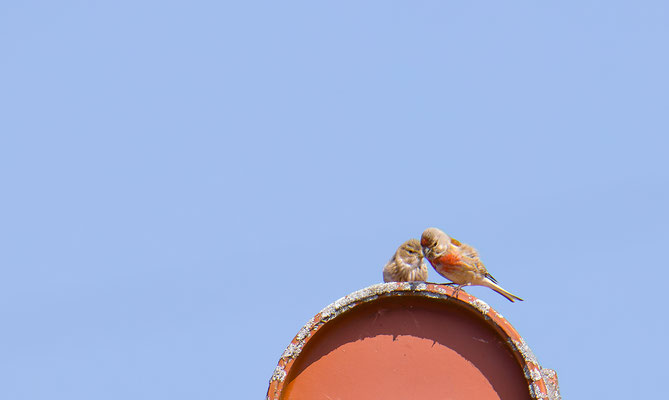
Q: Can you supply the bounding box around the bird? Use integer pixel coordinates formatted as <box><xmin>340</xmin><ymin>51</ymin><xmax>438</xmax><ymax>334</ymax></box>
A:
<box><xmin>383</xmin><ymin>238</ymin><xmax>429</xmax><ymax>282</ymax></box>
<box><xmin>420</xmin><ymin>227</ymin><xmax>523</xmax><ymax>302</ymax></box>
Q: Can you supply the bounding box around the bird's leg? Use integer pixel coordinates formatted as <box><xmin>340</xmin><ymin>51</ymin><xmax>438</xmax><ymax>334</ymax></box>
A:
<box><xmin>452</xmin><ymin>284</ymin><xmax>465</xmax><ymax>299</ymax></box>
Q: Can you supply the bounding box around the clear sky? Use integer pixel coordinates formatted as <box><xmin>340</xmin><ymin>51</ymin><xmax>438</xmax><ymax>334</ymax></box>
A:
<box><xmin>1</xmin><ymin>1</ymin><xmax>667</xmax><ymax>399</ymax></box>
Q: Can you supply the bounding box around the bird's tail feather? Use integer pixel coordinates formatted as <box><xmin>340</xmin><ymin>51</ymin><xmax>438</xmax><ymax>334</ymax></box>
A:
<box><xmin>482</xmin><ymin>278</ymin><xmax>524</xmax><ymax>302</ymax></box>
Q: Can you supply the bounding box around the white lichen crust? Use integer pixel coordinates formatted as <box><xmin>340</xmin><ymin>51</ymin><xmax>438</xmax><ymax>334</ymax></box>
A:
<box><xmin>512</xmin><ymin>337</ymin><xmax>539</xmax><ymax>365</ymax></box>
<box><xmin>469</xmin><ymin>298</ymin><xmax>490</xmax><ymax>314</ymax></box>
<box><xmin>541</xmin><ymin>368</ymin><xmax>562</xmax><ymax>400</ymax></box>
<box><xmin>270</xmin><ymin>365</ymin><xmax>286</xmax><ymax>382</ymax></box>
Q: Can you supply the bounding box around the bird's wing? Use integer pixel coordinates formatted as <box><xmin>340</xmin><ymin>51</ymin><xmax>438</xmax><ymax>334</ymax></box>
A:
<box><xmin>448</xmin><ymin>237</ymin><xmax>496</xmax><ymax>281</ymax></box>
<box><xmin>461</xmin><ymin>253</ymin><xmax>489</xmax><ymax>278</ymax></box>
<box><xmin>450</xmin><ymin>253</ymin><xmax>482</xmax><ymax>274</ymax></box>
<box><xmin>458</xmin><ymin>243</ymin><xmax>479</xmax><ymax>259</ymax></box>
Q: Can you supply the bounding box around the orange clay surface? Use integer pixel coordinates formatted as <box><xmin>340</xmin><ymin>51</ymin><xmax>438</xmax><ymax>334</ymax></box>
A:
<box><xmin>281</xmin><ymin>296</ymin><xmax>531</xmax><ymax>400</ymax></box>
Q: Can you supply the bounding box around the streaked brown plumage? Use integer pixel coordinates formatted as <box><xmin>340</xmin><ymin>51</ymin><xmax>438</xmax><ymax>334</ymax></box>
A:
<box><xmin>383</xmin><ymin>238</ymin><xmax>429</xmax><ymax>282</ymax></box>
<box><xmin>420</xmin><ymin>227</ymin><xmax>523</xmax><ymax>302</ymax></box>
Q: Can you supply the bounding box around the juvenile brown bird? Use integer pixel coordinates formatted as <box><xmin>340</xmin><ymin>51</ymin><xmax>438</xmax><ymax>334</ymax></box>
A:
<box><xmin>420</xmin><ymin>227</ymin><xmax>523</xmax><ymax>302</ymax></box>
<box><xmin>383</xmin><ymin>238</ymin><xmax>429</xmax><ymax>282</ymax></box>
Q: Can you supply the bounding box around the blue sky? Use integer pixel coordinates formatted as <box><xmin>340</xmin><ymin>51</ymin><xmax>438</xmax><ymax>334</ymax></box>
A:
<box><xmin>1</xmin><ymin>1</ymin><xmax>667</xmax><ymax>399</ymax></box>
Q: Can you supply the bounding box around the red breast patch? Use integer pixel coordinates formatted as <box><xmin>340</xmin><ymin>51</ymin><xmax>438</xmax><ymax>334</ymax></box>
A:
<box><xmin>436</xmin><ymin>252</ymin><xmax>461</xmax><ymax>267</ymax></box>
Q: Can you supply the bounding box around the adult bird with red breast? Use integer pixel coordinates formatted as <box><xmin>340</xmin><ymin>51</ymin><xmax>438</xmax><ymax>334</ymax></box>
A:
<box><xmin>420</xmin><ymin>227</ymin><xmax>523</xmax><ymax>302</ymax></box>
